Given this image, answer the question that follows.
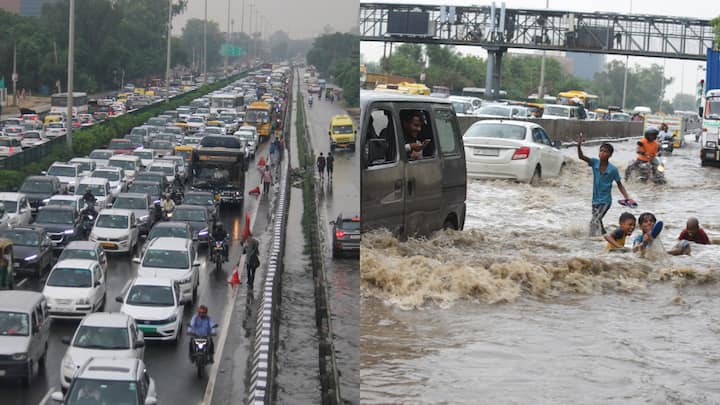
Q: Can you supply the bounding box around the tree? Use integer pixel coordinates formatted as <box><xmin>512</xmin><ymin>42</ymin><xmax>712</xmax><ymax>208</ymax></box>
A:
<box><xmin>672</xmin><ymin>93</ymin><xmax>696</xmax><ymax>111</ymax></box>
<box><xmin>306</xmin><ymin>32</ymin><xmax>357</xmax><ymax>78</ymax></box>
<box><xmin>181</xmin><ymin>18</ymin><xmax>225</xmax><ymax>72</ymax></box>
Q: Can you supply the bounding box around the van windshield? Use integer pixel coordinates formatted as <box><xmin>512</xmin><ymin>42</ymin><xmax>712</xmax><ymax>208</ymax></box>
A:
<box><xmin>0</xmin><ymin>311</ymin><xmax>29</xmax><ymax>336</ymax></box>
<box><xmin>332</xmin><ymin>125</ymin><xmax>353</xmax><ymax>134</ymax></box>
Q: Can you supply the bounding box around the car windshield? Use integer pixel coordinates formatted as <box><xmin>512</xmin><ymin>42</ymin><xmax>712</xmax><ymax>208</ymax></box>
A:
<box><xmin>59</xmin><ymin>248</ymin><xmax>97</xmax><ymax>262</ymax></box>
<box><xmin>0</xmin><ymin>200</ymin><xmax>17</xmax><ymax>212</ymax></box>
<box><xmin>71</xmin><ymin>161</ymin><xmax>93</xmax><ymax>172</ymax></box>
<box><xmin>544</xmin><ymin>106</ymin><xmax>571</xmax><ymax>117</ymax></box>
<box><xmin>47</xmin><ymin>199</ymin><xmax>79</xmax><ymax>209</ymax></box>
<box><xmin>133</xmin><ymin>151</ymin><xmax>153</xmax><ymax>160</ymax></box>
<box><xmin>332</xmin><ymin>125</ymin><xmax>353</xmax><ymax>134</ymax></box>
<box><xmin>148</xmin><ymin>226</ymin><xmax>190</xmax><ymax>240</ymax></box>
<box><xmin>128</xmin><ymin>184</ymin><xmax>160</xmax><ymax>197</ymax></box>
<box><xmin>47</xmin><ymin>268</ymin><xmax>92</xmax><ymax>287</ymax></box>
<box><xmin>155</xmin><ymin>135</ymin><xmax>176</xmax><ymax>142</ymax></box>
<box><xmin>188</xmin><ymin>117</ymin><xmax>204</xmax><ymax>123</ymax></box>
<box><xmin>183</xmin><ymin>138</ymin><xmax>200</xmax><ymax>145</ymax></box>
<box><xmin>89</xmin><ymin>151</ymin><xmax>113</xmax><ymax>159</ymax></box>
<box><xmin>25</xmin><ymin>132</ymin><xmax>41</xmax><ymax>139</ymax></box>
<box><xmin>142</xmin><ymin>249</ymin><xmax>189</xmax><ymax>269</ymax></box>
<box><xmin>130</xmin><ymin>128</ymin><xmax>147</xmax><ymax>136</ymax></box>
<box><xmin>235</xmin><ymin>131</ymin><xmax>254</xmax><ymax>141</ymax></box>
<box><xmin>92</xmin><ymin>171</ymin><xmax>120</xmax><ymax>182</ymax></box>
<box><xmin>114</xmin><ymin>197</ymin><xmax>147</xmax><ymax>210</ymax></box>
<box><xmin>67</xmin><ymin>379</ymin><xmax>139</xmax><ymax>405</ymax></box>
<box><xmin>149</xmin><ymin>166</ymin><xmax>173</xmax><ymax>175</ymax></box>
<box><xmin>0</xmin><ymin>229</ymin><xmax>39</xmax><ymax>246</ymax></box>
<box><xmin>126</xmin><ymin>285</ymin><xmax>175</xmax><ymax>306</ymax></box>
<box><xmin>96</xmin><ymin>214</ymin><xmax>129</xmax><ymax>229</ymax></box>
<box><xmin>75</xmin><ymin>183</ymin><xmax>107</xmax><ymax>196</ymax></box>
<box><xmin>109</xmin><ymin>140</ymin><xmax>131</xmax><ymax>149</ymax></box>
<box><xmin>48</xmin><ymin>123</ymin><xmax>64</xmax><ymax>129</ymax></box>
<box><xmin>464</xmin><ymin>123</ymin><xmax>526</xmax><ymax>140</ymax></box>
<box><xmin>340</xmin><ymin>220</ymin><xmax>361</xmax><ymax>231</ymax></box>
<box><xmin>184</xmin><ymin>195</ymin><xmax>213</xmax><ymax>206</ymax></box>
<box><xmin>36</xmin><ymin>209</ymin><xmax>74</xmax><ymax>224</ymax></box>
<box><xmin>48</xmin><ymin>166</ymin><xmax>77</xmax><ymax>177</ymax></box>
<box><xmin>204</xmin><ymin>128</ymin><xmax>222</xmax><ymax>134</ymax></box>
<box><xmin>149</xmin><ymin>141</ymin><xmax>171</xmax><ymax>149</ymax></box>
<box><xmin>173</xmin><ymin>208</ymin><xmax>205</xmax><ymax>221</ymax></box>
<box><xmin>0</xmin><ymin>312</ymin><xmax>29</xmax><ymax>336</ymax></box>
<box><xmin>73</xmin><ymin>326</ymin><xmax>129</xmax><ymax>350</ymax></box>
<box><xmin>110</xmin><ymin>160</ymin><xmax>136</xmax><ymax>170</ymax></box>
<box><xmin>477</xmin><ymin>106</ymin><xmax>512</xmax><ymax>117</ymax></box>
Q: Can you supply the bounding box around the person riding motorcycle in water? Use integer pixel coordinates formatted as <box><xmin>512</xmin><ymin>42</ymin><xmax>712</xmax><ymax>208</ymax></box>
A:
<box><xmin>625</xmin><ymin>126</ymin><xmax>660</xmax><ymax>180</ymax></box>
<box><xmin>161</xmin><ymin>193</ymin><xmax>175</xmax><ymax>219</ymax></box>
<box><xmin>188</xmin><ymin>305</ymin><xmax>217</xmax><ymax>363</ymax></box>
<box><xmin>657</xmin><ymin>123</ymin><xmax>674</xmax><ymax>152</ymax></box>
<box><xmin>211</xmin><ymin>222</ymin><xmax>229</xmax><ymax>262</ymax></box>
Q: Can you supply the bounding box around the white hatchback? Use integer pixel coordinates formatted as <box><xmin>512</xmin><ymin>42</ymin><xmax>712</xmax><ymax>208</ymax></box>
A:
<box><xmin>134</xmin><ymin>237</ymin><xmax>199</xmax><ymax>304</ymax></box>
<box><xmin>59</xmin><ymin>312</ymin><xmax>145</xmax><ymax>391</ymax></box>
<box><xmin>463</xmin><ymin>120</ymin><xmax>565</xmax><ymax>183</ymax></box>
<box><xmin>118</xmin><ymin>277</ymin><xmax>187</xmax><ymax>342</ymax></box>
<box><xmin>89</xmin><ymin>209</ymin><xmax>139</xmax><ymax>254</ymax></box>
<box><xmin>42</xmin><ymin>259</ymin><xmax>106</xmax><ymax>319</ymax></box>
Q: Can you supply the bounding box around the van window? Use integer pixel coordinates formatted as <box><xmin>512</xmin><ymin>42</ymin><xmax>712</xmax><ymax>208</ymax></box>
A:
<box><xmin>433</xmin><ymin>108</ymin><xmax>461</xmax><ymax>156</ymax></box>
<box><xmin>31</xmin><ymin>307</ymin><xmax>40</xmax><ymax>334</ymax></box>
<box><xmin>364</xmin><ymin>108</ymin><xmax>398</xmax><ymax>166</ymax></box>
<box><xmin>399</xmin><ymin>109</ymin><xmax>435</xmax><ymax>160</ymax></box>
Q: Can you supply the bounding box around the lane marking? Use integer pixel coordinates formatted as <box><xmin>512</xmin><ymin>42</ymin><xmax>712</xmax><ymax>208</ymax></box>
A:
<box><xmin>38</xmin><ymin>387</ymin><xmax>55</xmax><ymax>405</ymax></box>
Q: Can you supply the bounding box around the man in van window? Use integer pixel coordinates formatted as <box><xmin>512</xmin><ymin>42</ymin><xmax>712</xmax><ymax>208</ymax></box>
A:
<box><xmin>401</xmin><ymin>111</ymin><xmax>431</xmax><ymax>160</ymax></box>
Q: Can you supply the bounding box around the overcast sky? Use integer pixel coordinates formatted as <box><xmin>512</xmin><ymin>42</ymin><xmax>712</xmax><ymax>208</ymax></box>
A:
<box><xmin>174</xmin><ymin>0</ymin><xmax>358</xmax><ymax>39</ymax></box>
<box><xmin>360</xmin><ymin>0</ymin><xmax>717</xmax><ymax>100</ymax></box>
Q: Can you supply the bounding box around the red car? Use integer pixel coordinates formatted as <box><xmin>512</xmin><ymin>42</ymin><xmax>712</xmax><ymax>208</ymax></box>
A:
<box><xmin>107</xmin><ymin>138</ymin><xmax>134</xmax><ymax>155</ymax></box>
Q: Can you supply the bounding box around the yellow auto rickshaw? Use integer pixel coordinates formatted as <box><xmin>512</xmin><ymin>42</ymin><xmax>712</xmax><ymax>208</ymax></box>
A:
<box><xmin>206</xmin><ymin>120</ymin><xmax>223</xmax><ymax>128</ymax></box>
<box><xmin>0</xmin><ymin>238</ymin><xmax>15</xmax><ymax>290</ymax></box>
<box><xmin>174</xmin><ymin>145</ymin><xmax>194</xmax><ymax>167</ymax></box>
<box><xmin>174</xmin><ymin>121</ymin><xmax>189</xmax><ymax>134</ymax></box>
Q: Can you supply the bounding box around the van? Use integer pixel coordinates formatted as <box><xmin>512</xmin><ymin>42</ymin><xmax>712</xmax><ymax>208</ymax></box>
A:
<box><xmin>0</xmin><ymin>291</ymin><xmax>51</xmax><ymax>385</ymax></box>
<box><xmin>360</xmin><ymin>91</ymin><xmax>467</xmax><ymax>238</ymax></box>
<box><xmin>329</xmin><ymin>115</ymin><xmax>357</xmax><ymax>151</ymax></box>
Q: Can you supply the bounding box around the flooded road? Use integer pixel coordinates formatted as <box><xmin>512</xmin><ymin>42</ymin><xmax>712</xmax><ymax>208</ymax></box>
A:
<box><xmin>361</xmin><ymin>136</ymin><xmax>720</xmax><ymax>403</ymax></box>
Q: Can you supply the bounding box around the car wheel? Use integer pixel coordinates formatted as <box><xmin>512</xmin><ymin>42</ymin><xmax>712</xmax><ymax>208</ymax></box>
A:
<box><xmin>529</xmin><ymin>166</ymin><xmax>541</xmax><ymax>185</ymax></box>
<box><xmin>443</xmin><ymin>218</ymin><xmax>457</xmax><ymax>230</ymax></box>
<box><xmin>192</xmin><ymin>285</ymin><xmax>198</xmax><ymax>303</ymax></box>
<box><xmin>172</xmin><ymin>322</ymin><xmax>182</xmax><ymax>345</ymax></box>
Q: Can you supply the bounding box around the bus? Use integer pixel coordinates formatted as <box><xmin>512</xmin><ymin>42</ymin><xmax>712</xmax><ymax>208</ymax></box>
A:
<box><xmin>245</xmin><ymin>101</ymin><xmax>272</xmax><ymax>140</ymax></box>
<box><xmin>50</xmin><ymin>92</ymin><xmax>88</xmax><ymax>115</ymax></box>
<box><xmin>461</xmin><ymin>87</ymin><xmax>507</xmax><ymax>99</ymax></box>
<box><xmin>557</xmin><ymin>90</ymin><xmax>599</xmax><ymax>111</ymax></box>
<box><xmin>209</xmin><ymin>93</ymin><xmax>244</xmax><ymax>115</ymax></box>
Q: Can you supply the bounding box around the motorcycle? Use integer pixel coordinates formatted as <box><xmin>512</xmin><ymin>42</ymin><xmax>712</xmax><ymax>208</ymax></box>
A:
<box><xmin>189</xmin><ymin>336</ymin><xmax>212</xmax><ymax>378</ymax></box>
<box><xmin>79</xmin><ymin>204</ymin><xmax>97</xmax><ymax>239</ymax></box>
<box><xmin>659</xmin><ymin>138</ymin><xmax>674</xmax><ymax>155</ymax></box>
<box><xmin>626</xmin><ymin>157</ymin><xmax>666</xmax><ymax>185</ymax></box>
<box><xmin>211</xmin><ymin>240</ymin><xmax>225</xmax><ymax>272</ymax></box>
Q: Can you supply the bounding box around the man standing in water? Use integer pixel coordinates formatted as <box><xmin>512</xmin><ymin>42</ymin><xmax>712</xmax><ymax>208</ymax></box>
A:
<box><xmin>577</xmin><ymin>133</ymin><xmax>633</xmax><ymax>236</ymax></box>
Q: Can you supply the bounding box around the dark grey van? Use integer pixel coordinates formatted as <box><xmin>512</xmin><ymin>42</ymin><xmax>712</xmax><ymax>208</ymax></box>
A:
<box><xmin>361</xmin><ymin>91</ymin><xmax>467</xmax><ymax>238</ymax></box>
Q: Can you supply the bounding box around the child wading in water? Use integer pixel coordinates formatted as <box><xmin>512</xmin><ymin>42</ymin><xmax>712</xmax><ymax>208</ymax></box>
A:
<box><xmin>577</xmin><ymin>133</ymin><xmax>633</xmax><ymax>236</ymax></box>
<box><xmin>604</xmin><ymin>212</ymin><xmax>636</xmax><ymax>252</ymax></box>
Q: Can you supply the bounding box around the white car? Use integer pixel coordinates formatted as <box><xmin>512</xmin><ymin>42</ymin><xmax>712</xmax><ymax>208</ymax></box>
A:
<box><xmin>58</xmin><ymin>240</ymin><xmax>109</xmax><ymax>273</ymax></box>
<box><xmin>90</xmin><ymin>167</ymin><xmax>125</xmax><ymax>197</ymax></box>
<box><xmin>45</xmin><ymin>121</ymin><xmax>67</xmax><ymax>138</ymax></box>
<box><xmin>148</xmin><ymin>161</ymin><xmax>177</xmax><ymax>184</ymax></box>
<box><xmin>186</xmin><ymin>115</ymin><xmax>206</xmax><ymax>134</ymax></box>
<box><xmin>134</xmin><ymin>237</ymin><xmax>199</xmax><ymax>304</ymax></box>
<box><xmin>157</xmin><ymin>156</ymin><xmax>187</xmax><ymax>181</ymax></box>
<box><xmin>542</xmin><ymin>104</ymin><xmax>581</xmax><ymax>120</ymax></box>
<box><xmin>88</xmin><ymin>149</ymin><xmax>114</xmax><ymax>168</ymax></box>
<box><xmin>59</xmin><ymin>312</ymin><xmax>145</xmax><ymax>391</ymax></box>
<box><xmin>118</xmin><ymin>277</ymin><xmax>187</xmax><ymax>342</ymax></box>
<box><xmin>74</xmin><ymin>177</ymin><xmax>113</xmax><ymax>208</ymax></box>
<box><xmin>69</xmin><ymin>157</ymin><xmax>97</xmax><ymax>178</ymax></box>
<box><xmin>20</xmin><ymin>130</ymin><xmax>47</xmax><ymax>148</ymax></box>
<box><xmin>132</xmin><ymin>148</ymin><xmax>156</xmax><ymax>168</ymax></box>
<box><xmin>42</xmin><ymin>259</ymin><xmax>107</xmax><ymax>319</ymax></box>
<box><xmin>234</xmin><ymin>129</ymin><xmax>257</xmax><ymax>158</ymax></box>
<box><xmin>463</xmin><ymin>120</ymin><xmax>565</xmax><ymax>183</ymax></box>
<box><xmin>0</xmin><ymin>192</ymin><xmax>32</xmax><ymax>227</ymax></box>
<box><xmin>45</xmin><ymin>162</ymin><xmax>81</xmax><ymax>193</ymax></box>
<box><xmin>89</xmin><ymin>209</ymin><xmax>139</xmax><ymax>254</ymax></box>
<box><xmin>108</xmin><ymin>155</ymin><xmax>142</xmax><ymax>182</ymax></box>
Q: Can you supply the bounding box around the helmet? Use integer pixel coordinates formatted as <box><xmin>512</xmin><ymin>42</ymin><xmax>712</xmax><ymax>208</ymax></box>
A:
<box><xmin>164</xmin><ymin>193</ymin><xmax>171</xmax><ymax>199</ymax></box>
<box><xmin>644</xmin><ymin>126</ymin><xmax>659</xmax><ymax>138</ymax></box>
<box><xmin>198</xmin><ymin>305</ymin><xmax>208</xmax><ymax>314</ymax></box>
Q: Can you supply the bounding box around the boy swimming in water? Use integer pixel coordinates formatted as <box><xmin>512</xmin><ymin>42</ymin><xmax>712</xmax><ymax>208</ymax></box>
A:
<box><xmin>632</xmin><ymin>212</ymin><xmax>658</xmax><ymax>255</ymax></box>
<box><xmin>668</xmin><ymin>217</ymin><xmax>710</xmax><ymax>256</ymax></box>
<box><xmin>604</xmin><ymin>212</ymin><xmax>636</xmax><ymax>252</ymax></box>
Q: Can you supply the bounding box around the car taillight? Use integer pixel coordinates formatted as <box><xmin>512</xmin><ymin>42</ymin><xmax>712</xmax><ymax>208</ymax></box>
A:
<box><xmin>512</xmin><ymin>146</ymin><xmax>530</xmax><ymax>160</ymax></box>
<box><xmin>335</xmin><ymin>230</ymin><xmax>345</xmax><ymax>239</ymax></box>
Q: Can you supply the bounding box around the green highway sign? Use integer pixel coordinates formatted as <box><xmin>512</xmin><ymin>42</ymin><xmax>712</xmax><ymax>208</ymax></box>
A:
<box><xmin>220</xmin><ymin>44</ymin><xmax>246</xmax><ymax>56</ymax></box>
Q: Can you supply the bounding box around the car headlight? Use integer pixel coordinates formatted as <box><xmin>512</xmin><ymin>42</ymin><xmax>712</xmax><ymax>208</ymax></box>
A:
<box><xmin>64</xmin><ymin>229</ymin><xmax>75</xmax><ymax>235</ymax></box>
<box><xmin>166</xmin><ymin>314</ymin><xmax>178</xmax><ymax>323</ymax></box>
<box><xmin>24</xmin><ymin>254</ymin><xmax>38</xmax><ymax>261</ymax></box>
<box><xmin>706</xmin><ymin>141</ymin><xmax>717</xmax><ymax>148</ymax></box>
<box><xmin>76</xmin><ymin>298</ymin><xmax>89</xmax><ymax>305</ymax></box>
<box><xmin>62</xmin><ymin>357</ymin><xmax>76</xmax><ymax>372</ymax></box>
<box><xmin>42</xmin><ymin>198</ymin><xmax>51</xmax><ymax>204</ymax></box>
<box><xmin>178</xmin><ymin>276</ymin><xmax>192</xmax><ymax>284</ymax></box>
<box><xmin>198</xmin><ymin>229</ymin><xmax>208</xmax><ymax>236</ymax></box>
<box><xmin>12</xmin><ymin>353</ymin><xmax>27</xmax><ymax>361</ymax></box>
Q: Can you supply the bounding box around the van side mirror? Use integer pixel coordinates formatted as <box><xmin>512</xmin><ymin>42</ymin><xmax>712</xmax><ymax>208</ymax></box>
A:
<box><xmin>552</xmin><ymin>140</ymin><xmax>561</xmax><ymax>148</ymax></box>
<box><xmin>62</xmin><ymin>336</ymin><xmax>72</xmax><ymax>345</ymax></box>
<box><xmin>115</xmin><ymin>295</ymin><xmax>123</xmax><ymax>303</ymax></box>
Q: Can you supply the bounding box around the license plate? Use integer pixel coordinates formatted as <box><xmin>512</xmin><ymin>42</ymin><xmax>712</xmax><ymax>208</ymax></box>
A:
<box><xmin>139</xmin><ymin>326</ymin><xmax>156</xmax><ymax>333</ymax></box>
<box><xmin>349</xmin><ymin>235</ymin><xmax>360</xmax><ymax>240</ymax></box>
<box><xmin>473</xmin><ymin>148</ymin><xmax>499</xmax><ymax>156</ymax></box>
<box><xmin>13</xmin><ymin>261</ymin><xmax>21</xmax><ymax>267</ymax></box>
<box><xmin>101</xmin><ymin>242</ymin><xmax>117</xmax><ymax>249</ymax></box>
<box><xmin>53</xmin><ymin>306</ymin><xmax>73</xmax><ymax>312</ymax></box>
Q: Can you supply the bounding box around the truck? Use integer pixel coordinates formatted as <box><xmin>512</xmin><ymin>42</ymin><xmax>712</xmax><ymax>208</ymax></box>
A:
<box><xmin>700</xmin><ymin>48</ymin><xmax>720</xmax><ymax>166</ymax></box>
<box><xmin>191</xmin><ymin>135</ymin><xmax>246</xmax><ymax>204</ymax></box>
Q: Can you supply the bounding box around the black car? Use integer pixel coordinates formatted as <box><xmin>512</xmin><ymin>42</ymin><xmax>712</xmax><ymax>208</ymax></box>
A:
<box><xmin>126</xmin><ymin>181</ymin><xmax>163</xmax><ymax>205</ymax></box>
<box><xmin>134</xmin><ymin>171</ymin><xmax>168</xmax><ymax>192</ymax></box>
<box><xmin>330</xmin><ymin>214</ymin><xmax>360</xmax><ymax>258</ymax></box>
<box><xmin>19</xmin><ymin>175</ymin><xmax>64</xmax><ymax>213</ymax></box>
<box><xmin>182</xmin><ymin>191</ymin><xmax>218</xmax><ymax>220</ymax></box>
<box><xmin>32</xmin><ymin>206</ymin><xmax>81</xmax><ymax>249</ymax></box>
<box><xmin>171</xmin><ymin>205</ymin><xmax>213</xmax><ymax>244</ymax></box>
<box><xmin>0</xmin><ymin>227</ymin><xmax>54</xmax><ymax>277</ymax></box>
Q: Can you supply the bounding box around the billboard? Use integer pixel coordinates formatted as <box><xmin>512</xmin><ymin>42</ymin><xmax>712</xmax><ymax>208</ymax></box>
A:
<box><xmin>387</xmin><ymin>11</ymin><xmax>431</xmax><ymax>37</ymax></box>
<box><xmin>707</xmin><ymin>48</ymin><xmax>720</xmax><ymax>92</ymax></box>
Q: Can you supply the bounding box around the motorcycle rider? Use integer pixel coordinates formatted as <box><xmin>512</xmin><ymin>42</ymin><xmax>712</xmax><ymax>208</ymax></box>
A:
<box><xmin>625</xmin><ymin>126</ymin><xmax>660</xmax><ymax>180</ymax></box>
<box><xmin>211</xmin><ymin>221</ymin><xmax>229</xmax><ymax>262</ymax></box>
<box><xmin>161</xmin><ymin>193</ymin><xmax>175</xmax><ymax>219</ymax></box>
<box><xmin>82</xmin><ymin>188</ymin><xmax>97</xmax><ymax>207</ymax></box>
<box><xmin>657</xmin><ymin>123</ymin><xmax>674</xmax><ymax>153</ymax></box>
<box><xmin>308</xmin><ymin>97</ymin><xmax>313</xmax><ymax>108</ymax></box>
<box><xmin>187</xmin><ymin>305</ymin><xmax>217</xmax><ymax>363</ymax></box>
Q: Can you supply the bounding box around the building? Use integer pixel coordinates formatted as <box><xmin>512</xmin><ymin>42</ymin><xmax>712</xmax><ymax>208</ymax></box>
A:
<box><xmin>0</xmin><ymin>0</ymin><xmax>59</xmax><ymax>17</ymax></box>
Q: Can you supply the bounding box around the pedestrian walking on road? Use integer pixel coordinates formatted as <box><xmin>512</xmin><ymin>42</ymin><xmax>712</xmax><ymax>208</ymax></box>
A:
<box><xmin>317</xmin><ymin>153</ymin><xmax>326</xmax><ymax>181</ymax></box>
<box><xmin>257</xmin><ymin>155</ymin><xmax>266</xmax><ymax>178</ymax></box>
<box><xmin>326</xmin><ymin>152</ymin><xmax>334</xmax><ymax>181</ymax></box>
<box><xmin>262</xmin><ymin>166</ymin><xmax>273</xmax><ymax>195</ymax></box>
<box><xmin>243</xmin><ymin>236</ymin><xmax>260</xmax><ymax>288</ymax></box>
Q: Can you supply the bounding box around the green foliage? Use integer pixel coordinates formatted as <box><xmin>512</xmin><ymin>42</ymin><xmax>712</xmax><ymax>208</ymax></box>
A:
<box><xmin>0</xmin><ymin>72</ymin><xmax>247</xmax><ymax>191</ymax></box>
<box><xmin>331</xmin><ymin>59</ymin><xmax>359</xmax><ymax>107</ymax></box>
<box><xmin>181</xmin><ymin>18</ymin><xmax>225</xmax><ymax>70</ymax></box>
<box><xmin>672</xmin><ymin>93</ymin><xmax>697</xmax><ymax>111</ymax></box>
<box><xmin>590</xmin><ymin>61</ymin><xmax>671</xmax><ymax>108</ymax></box>
<box><xmin>712</xmin><ymin>16</ymin><xmax>720</xmax><ymax>50</ymax></box>
<box><xmin>306</xmin><ymin>33</ymin><xmax>359</xmax><ymax>107</ymax></box>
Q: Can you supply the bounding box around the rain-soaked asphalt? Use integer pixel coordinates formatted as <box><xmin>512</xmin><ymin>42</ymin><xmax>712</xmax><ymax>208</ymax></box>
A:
<box><xmin>361</xmin><ymin>135</ymin><xmax>720</xmax><ymax>404</ymax></box>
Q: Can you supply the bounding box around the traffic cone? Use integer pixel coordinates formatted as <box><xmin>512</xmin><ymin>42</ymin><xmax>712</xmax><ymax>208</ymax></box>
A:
<box><xmin>228</xmin><ymin>266</ymin><xmax>240</xmax><ymax>286</ymax></box>
<box><xmin>242</xmin><ymin>212</ymin><xmax>252</xmax><ymax>243</ymax></box>
<box><xmin>249</xmin><ymin>186</ymin><xmax>261</xmax><ymax>196</ymax></box>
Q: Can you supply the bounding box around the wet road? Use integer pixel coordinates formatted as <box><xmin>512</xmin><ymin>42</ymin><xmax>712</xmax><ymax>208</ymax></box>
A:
<box><xmin>2</xmin><ymin>171</ymin><xmax>261</xmax><ymax>405</ymax></box>
<box><xmin>303</xmin><ymin>74</ymin><xmax>360</xmax><ymax>404</ymax></box>
<box><xmin>361</xmin><ymin>136</ymin><xmax>720</xmax><ymax>403</ymax></box>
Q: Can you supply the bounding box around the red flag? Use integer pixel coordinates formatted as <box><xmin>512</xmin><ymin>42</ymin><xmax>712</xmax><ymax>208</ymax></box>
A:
<box><xmin>242</xmin><ymin>212</ymin><xmax>251</xmax><ymax>242</ymax></box>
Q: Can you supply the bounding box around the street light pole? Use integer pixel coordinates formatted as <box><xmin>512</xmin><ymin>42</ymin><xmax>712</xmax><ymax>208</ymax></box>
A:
<box><xmin>240</xmin><ymin>0</ymin><xmax>245</xmax><ymax>34</ymax></box>
<box><xmin>538</xmin><ymin>0</ymin><xmax>548</xmax><ymax>99</ymax></box>
<box><xmin>166</xmin><ymin>0</ymin><xmax>172</xmax><ymax>100</ymax></box>
<box><xmin>225</xmin><ymin>0</ymin><xmax>231</xmax><ymax>78</ymax></box>
<box><xmin>621</xmin><ymin>0</ymin><xmax>632</xmax><ymax>110</ymax></box>
<box><xmin>203</xmin><ymin>0</ymin><xmax>208</xmax><ymax>84</ymax></box>
<box><xmin>66</xmin><ymin>0</ymin><xmax>75</xmax><ymax>150</ymax></box>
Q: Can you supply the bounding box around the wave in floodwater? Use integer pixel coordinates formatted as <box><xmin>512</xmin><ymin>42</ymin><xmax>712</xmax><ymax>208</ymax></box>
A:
<box><xmin>361</xmin><ymin>229</ymin><xmax>718</xmax><ymax>309</ymax></box>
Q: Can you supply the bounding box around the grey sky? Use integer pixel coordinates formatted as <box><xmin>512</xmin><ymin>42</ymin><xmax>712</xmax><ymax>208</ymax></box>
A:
<box><xmin>174</xmin><ymin>0</ymin><xmax>358</xmax><ymax>39</ymax></box>
<box><xmin>360</xmin><ymin>0</ymin><xmax>716</xmax><ymax>100</ymax></box>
